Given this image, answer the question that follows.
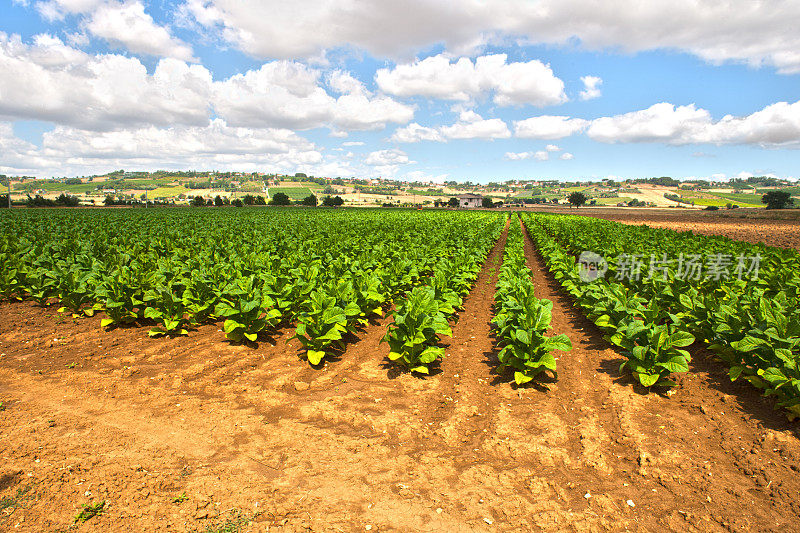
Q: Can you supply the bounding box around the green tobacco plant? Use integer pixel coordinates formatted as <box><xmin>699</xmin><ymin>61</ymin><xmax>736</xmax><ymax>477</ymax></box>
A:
<box><xmin>382</xmin><ymin>286</ymin><xmax>452</xmax><ymax>374</ymax></box>
<box><xmin>143</xmin><ymin>283</ymin><xmax>190</xmax><ymax>337</ymax></box>
<box><xmin>215</xmin><ymin>276</ymin><xmax>281</xmax><ymax>342</ymax></box>
<box><xmin>613</xmin><ymin>323</ymin><xmax>695</xmax><ymax>387</ymax></box>
<box><xmin>493</xmin><ymin>288</ymin><xmax>570</xmax><ymax>384</ymax></box>
<box><xmin>292</xmin><ymin>290</ymin><xmax>352</xmax><ymax>365</ymax></box>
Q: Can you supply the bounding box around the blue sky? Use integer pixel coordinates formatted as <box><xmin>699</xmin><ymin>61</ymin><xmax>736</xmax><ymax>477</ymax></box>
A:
<box><xmin>1</xmin><ymin>0</ymin><xmax>799</xmax><ymax>182</ymax></box>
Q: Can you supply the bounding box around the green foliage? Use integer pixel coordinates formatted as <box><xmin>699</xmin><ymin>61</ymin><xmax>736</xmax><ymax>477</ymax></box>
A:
<box><xmin>382</xmin><ymin>286</ymin><xmax>452</xmax><ymax>374</ymax></box>
<box><xmin>74</xmin><ymin>501</ymin><xmax>105</xmax><ymax>523</ymax></box>
<box><xmin>493</xmin><ymin>219</ymin><xmax>570</xmax><ymax>384</ymax></box>
<box><xmin>523</xmin><ymin>211</ymin><xmax>800</xmax><ymax>412</ymax></box>
<box><xmin>215</xmin><ymin>276</ymin><xmax>281</xmax><ymax>342</ymax></box>
<box><xmin>322</xmin><ymin>195</ymin><xmax>344</xmax><ymax>207</ymax></box>
<box><xmin>567</xmin><ymin>191</ymin><xmax>588</xmax><ymax>208</ymax></box>
<box><xmin>269</xmin><ymin>192</ymin><xmax>291</xmax><ymax>205</ymax></box>
<box><xmin>762</xmin><ymin>190</ymin><xmax>794</xmax><ymax>209</ymax></box>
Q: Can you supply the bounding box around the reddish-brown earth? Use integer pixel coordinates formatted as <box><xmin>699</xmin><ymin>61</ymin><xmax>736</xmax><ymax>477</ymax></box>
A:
<box><xmin>525</xmin><ymin>207</ymin><xmax>800</xmax><ymax>250</ymax></box>
<box><xmin>1</xmin><ymin>219</ymin><xmax>799</xmax><ymax>532</ymax></box>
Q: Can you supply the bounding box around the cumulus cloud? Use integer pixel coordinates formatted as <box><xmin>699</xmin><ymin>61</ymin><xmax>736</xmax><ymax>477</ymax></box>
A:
<box><xmin>505</xmin><ymin>151</ymin><xmax>549</xmax><ymax>161</ymax></box>
<box><xmin>390</xmin><ymin>123</ymin><xmax>445</xmax><ymax>143</ymax></box>
<box><xmin>579</xmin><ymin>75</ymin><xmax>602</xmax><ymax>100</ymax></box>
<box><xmin>560</xmin><ymin>152</ymin><xmax>574</xmax><ymax>160</ymax></box>
<box><xmin>37</xmin><ymin>0</ymin><xmax>194</xmax><ymax>60</ymax></box>
<box><xmin>85</xmin><ymin>1</ymin><xmax>196</xmax><ymax>61</ymax></box>
<box><xmin>213</xmin><ymin>61</ymin><xmax>414</xmax><ymax>131</ymax></box>
<box><xmin>0</xmin><ymin>119</ymin><xmax>323</xmax><ymax>176</ymax></box>
<box><xmin>440</xmin><ymin>111</ymin><xmax>511</xmax><ymax>140</ymax></box>
<box><xmin>364</xmin><ymin>148</ymin><xmax>411</xmax><ymax>166</ymax></box>
<box><xmin>342</xmin><ymin>141</ymin><xmax>364</xmax><ymax>146</ymax></box>
<box><xmin>545</xmin><ymin>144</ymin><xmax>560</xmax><ymax>151</ymax></box>
<box><xmin>376</xmin><ymin>54</ymin><xmax>567</xmax><ymax>107</ymax></box>
<box><xmin>180</xmin><ymin>0</ymin><xmax>800</xmax><ymax>74</ymax></box>
<box><xmin>0</xmin><ymin>33</ymin><xmax>413</xmax><ymax>132</ymax></box>
<box><xmin>391</xmin><ymin>111</ymin><xmax>510</xmax><ymax>142</ymax></box>
<box><xmin>0</xmin><ymin>33</ymin><xmax>211</xmax><ymax>129</ymax></box>
<box><xmin>514</xmin><ymin>115</ymin><xmax>590</xmax><ymax>139</ymax></box>
<box><xmin>586</xmin><ymin>101</ymin><xmax>800</xmax><ymax>147</ymax></box>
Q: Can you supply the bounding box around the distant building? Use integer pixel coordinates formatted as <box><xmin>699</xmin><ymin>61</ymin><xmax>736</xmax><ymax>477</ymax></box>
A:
<box><xmin>457</xmin><ymin>193</ymin><xmax>483</xmax><ymax>208</ymax></box>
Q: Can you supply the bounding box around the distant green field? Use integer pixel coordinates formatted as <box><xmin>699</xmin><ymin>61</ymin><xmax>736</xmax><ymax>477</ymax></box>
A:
<box><xmin>515</xmin><ymin>191</ymin><xmax>560</xmax><ymax>200</ymax></box>
<box><xmin>150</xmin><ymin>186</ymin><xmax>189</xmax><ymax>198</ymax></box>
<box><xmin>14</xmin><ymin>181</ymin><xmax>98</xmax><ymax>194</ymax></box>
<box><xmin>712</xmin><ymin>192</ymin><xmax>763</xmax><ymax>205</ymax></box>
<box><xmin>121</xmin><ymin>178</ymin><xmax>178</xmax><ymax>189</ymax></box>
<box><xmin>756</xmin><ymin>186</ymin><xmax>800</xmax><ymax>195</ymax></box>
<box><xmin>561</xmin><ymin>186</ymin><xmax>589</xmax><ymax>193</ymax></box>
<box><xmin>592</xmin><ymin>196</ymin><xmax>634</xmax><ymax>205</ymax></box>
<box><xmin>268</xmin><ymin>187</ymin><xmax>315</xmax><ymax>200</ymax></box>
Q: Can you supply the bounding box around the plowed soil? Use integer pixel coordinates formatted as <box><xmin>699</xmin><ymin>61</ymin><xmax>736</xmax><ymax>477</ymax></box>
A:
<box><xmin>1</xmin><ymin>219</ymin><xmax>799</xmax><ymax>532</ymax></box>
<box><xmin>530</xmin><ymin>208</ymin><xmax>800</xmax><ymax>250</ymax></box>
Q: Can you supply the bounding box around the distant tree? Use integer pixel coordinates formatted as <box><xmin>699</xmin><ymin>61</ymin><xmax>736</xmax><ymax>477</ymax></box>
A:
<box><xmin>206</xmin><ymin>198</ymin><xmax>214</xmax><ymax>206</ymax></box>
<box><xmin>762</xmin><ymin>191</ymin><xmax>794</xmax><ymax>210</ymax></box>
<box><xmin>568</xmin><ymin>192</ymin><xmax>588</xmax><ymax>208</ymax></box>
<box><xmin>242</xmin><ymin>194</ymin><xmax>256</xmax><ymax>205</ymax></box>
<box><xmin>295</xmin><ymin>172</ymin><xmax>307</xmax><ymax>178</ymax></box>
<box><xmin>214</xmin><ymin>195</ymin><xmax>224</xmax><ymax>206</ymax></box>
<box><xmin>104</xmin><ymin>195</ymin><xmax>116</xmax><ymax>206</ymax></box>
<box><xmin>447</xmin><ymin>197</ymin><xmax>459</xmax><ymax>208</ymax></box>
<box><xmin>191</xmin><ymin>196</ymin><xmax>206</xmax><ymax>207</ymax></box>
<box><xmin>322</xmin><ymin>195</ymin><xmax>344</xmax><ymax>207</ymax></box>
<box><xmin>54</xmin><ymin>193</ymin><xmax>80</xmax><ymax>207</ymax></box>
<box><xmin>64</xmin><ymin>177</ymin><xmax>82</xmax><ymax>185</ymax></box>
<box><xmin>269</xmin><ymin>192</ymin><xmax>291</xmax><ymax>205</ymax></box>
<box><xmin>481</xmin><ymin>197</ymin><xmax>494</xmax><ymax>208</ymax></box>
<box><xmin>232</xmin><ymin>198</ymin><xmax>243</xmax><ymax>207</ymax></box>
<box><xmin>322</xmin><ymin>185</ymin><xmax>335</xmax><ymax>195</ymax></box>
<box><xmin>301</xmin><ymin>194</ymin><xmax>318</xmax><ymax>206</ymax></box>
<box><xmin>255</xmin><ymin>195</ymin><xmax>267</xmax><ymax>205</ymax></box>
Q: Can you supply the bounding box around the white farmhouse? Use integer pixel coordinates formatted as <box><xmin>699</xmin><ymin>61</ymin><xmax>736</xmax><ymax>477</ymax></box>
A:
<box><xmin>456</xmin><ymin>193</ymin><xmax>483</xmax><ymax>208</ymax></box>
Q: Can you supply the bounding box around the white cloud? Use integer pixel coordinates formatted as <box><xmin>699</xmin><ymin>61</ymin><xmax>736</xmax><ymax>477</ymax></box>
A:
<box><xmin>364</xmin><ymin>148</ymin><xmax>411</xmax><ymax>166</ymax></box>
<box><xmin>505</xmin><ymin>151</ymin><xmax>548</xmax><ymax>161</ymax></box>
<box><xmin>85</xmin><ymin>1</ymin><xmax>196</xmax><ymax>61</ymax></box>
<box><xmin>440</xmin><ymin>111</ymin><xmax>511</xmax><ymax>140</ymax></box>
<box><xmin>0</xmin><ymin>119</ymin><xmax>323</xmax><ymax>176</ymax></box>
<box><xmin>342</xmin><ymin>141</ymin><xmax>364</xmax><ymax>146</ymax></box>
<box><xmin>180</xmin><ymin>0</ymin><xmax>800</xmax><ymax>74</ymax></box>
<box><xmin>514</xmin><ymin>115</ymin><xmax>589</xmax><ymax>139</ymax></box>
<box><xmin>36</xmin><ymin>0</ymin><xmax>194</xmax><ymax>60</ymax></box>
<box><xmin>0</xmin><ymin>33</ymin><xmax>211</xmax><ymax>129</ymax></box>
<box><xmin>0</xmin><ymin>33</ymin><xmax>414</xmax><ymax>134</ymax></box>
<box><xmin>376</xmin><ymin>53</ymin><xmax>567</xmax><ymax>107</ymax></box>
<box><xmin>213</xmin><ymin>61</ymin><xmax>414</xmax><ymax>131</ymax></box>
<box><xmin>586</xmin><ymin>101</ymin><xmax>800</xmax><ymax>147</ymax></box>
<box><xmin>560</xmin><ymin>152</ymin><xmax>574</xmax><ymax>160</ymax></box>
<box><xmin>390</xmin><ymin>123</ymin><xmax>445</xmax><ymax>143</ymax></box>
<box><xmin>391</xmin><ymin>111</ymin><xmax>510</xmax><ymax>142</ymax></box>
<box><xmin>579</xmin><ymin>75</ymin><xmax>602</xmax><ymax>101</ymax></box>
<box><xmin>545</xmin><ymin>144</ymin><xmax>560</xmax><ymax>151</ymax></box>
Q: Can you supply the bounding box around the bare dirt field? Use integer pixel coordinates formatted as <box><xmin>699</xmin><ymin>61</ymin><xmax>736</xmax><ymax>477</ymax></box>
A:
<box><xmin>1</xmin><ymin>220</ymin><xmax>800</xmax><ymax>532</ymax></box>
<box><xmin>526</xmin><ymin>207</ymin><xmax>800</xmax><ymax>250</ymax></box>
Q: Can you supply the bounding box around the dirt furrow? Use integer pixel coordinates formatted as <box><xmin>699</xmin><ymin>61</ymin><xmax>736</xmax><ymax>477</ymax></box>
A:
<box><xmin>518</xmin><ymin>214</ymin><xmax>800</xmax><ymax>531</ymax></box>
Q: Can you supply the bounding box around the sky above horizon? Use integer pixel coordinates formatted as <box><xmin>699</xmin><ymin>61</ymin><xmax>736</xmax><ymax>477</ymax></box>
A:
<box><xmin>1</xmin><ymin>1</ymin><xmax>799</xmax><ymax>183</ymax></box>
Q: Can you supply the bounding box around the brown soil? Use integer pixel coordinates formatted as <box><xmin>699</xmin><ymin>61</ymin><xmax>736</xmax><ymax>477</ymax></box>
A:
<box><xmin>524</xmin><ymin>207</ymin><xmax>800</xmax><ymax>250</ymax></box>
<box><xmin>1</xmin><ymin>220</ymin><xmax>799</xmax><ymax>532</ymax></box>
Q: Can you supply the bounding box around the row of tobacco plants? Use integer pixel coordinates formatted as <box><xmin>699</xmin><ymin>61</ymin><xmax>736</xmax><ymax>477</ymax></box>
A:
<box><xmin>0</xmin><ymin>208</ymin><xmax>504</xmax><ymax>367</ymax></box>
<box><xmin>491</xmin><ymin>216</ymin><xmax>571</xmax><ymax>385</ymax></box>
<box><xmin>522</xmin><ymin>213</ymin><xmax>800</xmax><ymax>418</ymax></box>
